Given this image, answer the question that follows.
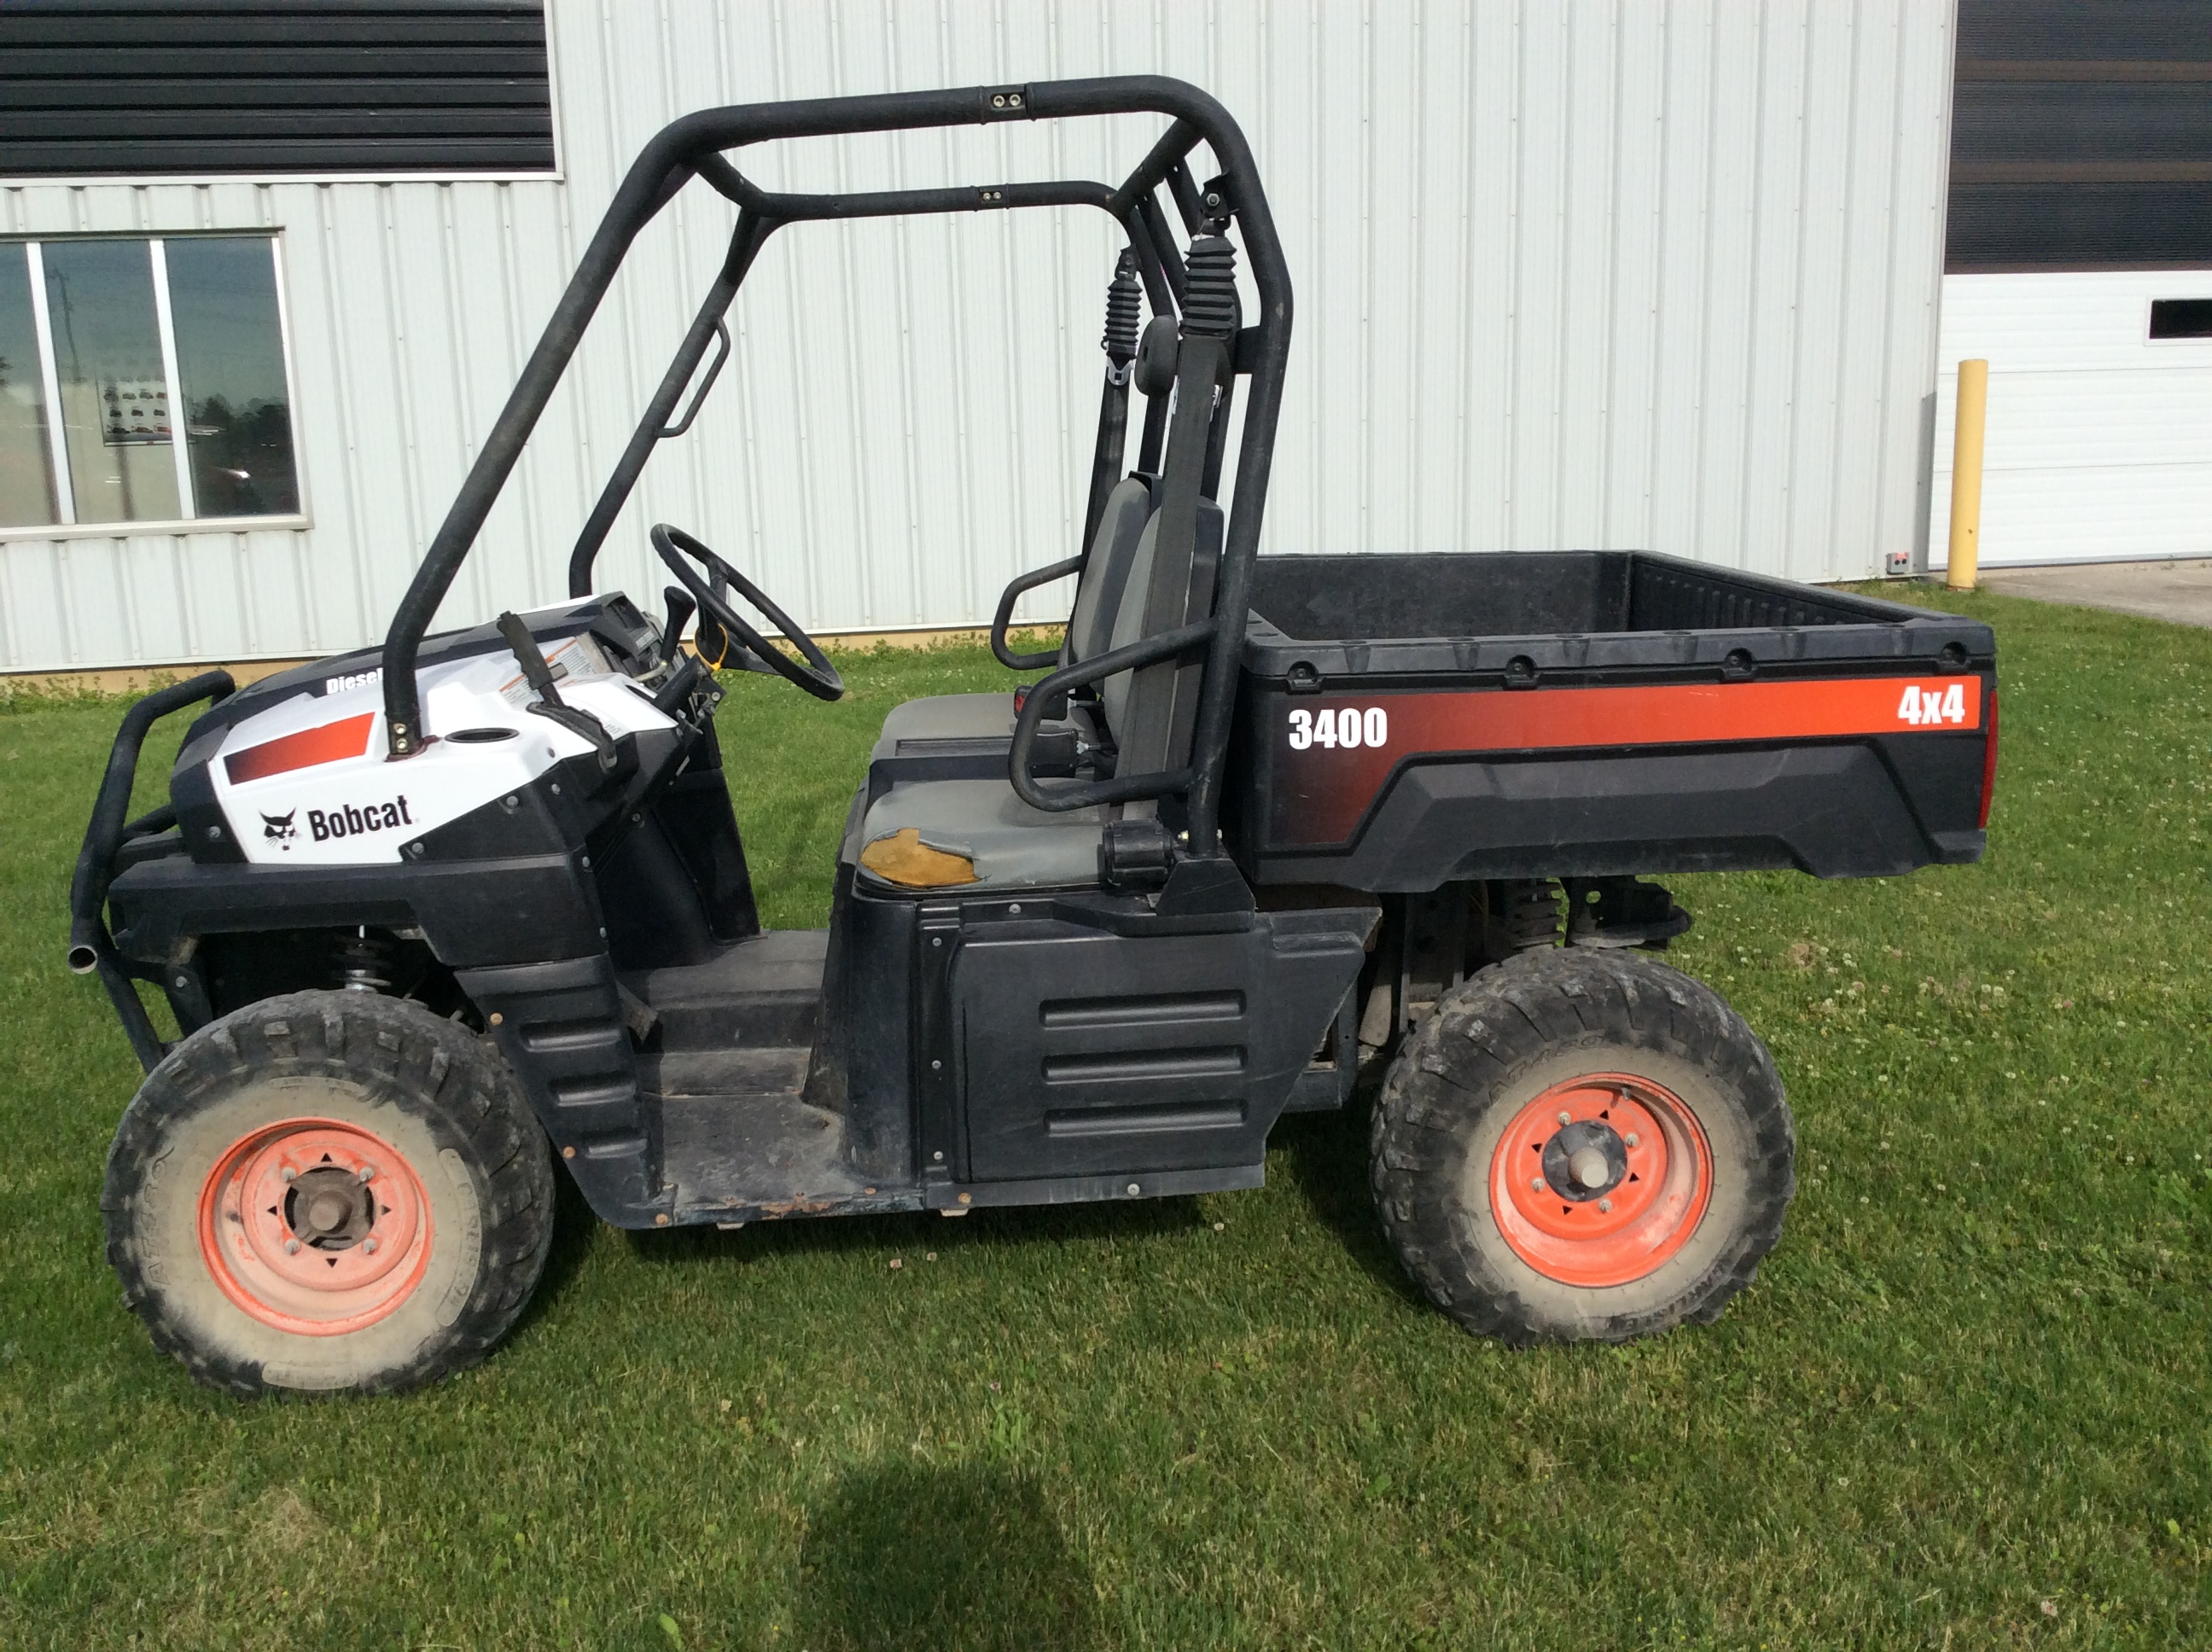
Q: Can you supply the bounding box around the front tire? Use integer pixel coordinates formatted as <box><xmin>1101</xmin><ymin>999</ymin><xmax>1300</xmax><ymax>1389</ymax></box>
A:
<box><xmin>103</xmin><ymin>991</ymin><xmax>556</xmax><ymax>1396</ymax></box>
<box><xmin>1371</xmin><ymin>949</ymin><xmax>1793</xmax><ymax>1346</ymax></box>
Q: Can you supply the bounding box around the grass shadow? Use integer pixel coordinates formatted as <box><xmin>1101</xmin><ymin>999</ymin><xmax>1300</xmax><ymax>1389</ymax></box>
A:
<box><xmin>793</xmin><ymin>1459</ymin><xmax>1109</xmax><ymax>1651</ymax></box>
<box><xmin>1268</xmin><ymin>1090</ymin><xmax>1427</xmax><ymax>1307</ymax></box>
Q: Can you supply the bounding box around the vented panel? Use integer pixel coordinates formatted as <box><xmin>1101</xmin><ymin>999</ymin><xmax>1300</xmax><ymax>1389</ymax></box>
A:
<box><xmin>0</xmin><ymin>0</ymin><xmax>554</xmax><ymax>178</ymax></box>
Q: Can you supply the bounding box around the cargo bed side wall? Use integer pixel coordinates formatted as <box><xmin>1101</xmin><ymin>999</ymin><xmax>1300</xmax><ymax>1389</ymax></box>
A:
<box><xmin>1248</xmin><ymin>554</ymin><xmax>1636</xmax><ymax>642</ymax></box>
<box><xmin>1626</xmin><ymin>559</ymin><xmax>1914</xmax><ymax>631</ymax></box>
<box><xmin>1248</xmin><ymin>552</ymin><xmax>1946</xmax><ymax>646</ymax></box>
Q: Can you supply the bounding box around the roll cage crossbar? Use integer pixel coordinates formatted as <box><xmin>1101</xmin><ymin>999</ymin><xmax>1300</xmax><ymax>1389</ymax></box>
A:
<box><xmin>378</xmin><ymin>76</ymin><xmax>1290</xmax><ymax>859</ymax></box>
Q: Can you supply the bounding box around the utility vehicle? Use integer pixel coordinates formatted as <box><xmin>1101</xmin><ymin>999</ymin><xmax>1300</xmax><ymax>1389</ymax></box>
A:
<box><xmin>70</xmin><ymin>78</ymin><xmax>1997</xmax><ymax>1395</ymax></box>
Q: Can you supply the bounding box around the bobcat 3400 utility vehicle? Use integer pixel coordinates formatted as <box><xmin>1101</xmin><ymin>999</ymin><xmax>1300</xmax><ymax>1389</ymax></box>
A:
<box><xmin>71</xmin><ymin>79</ymin><xmax>1998</xmax><ymax>1395</ymax></box>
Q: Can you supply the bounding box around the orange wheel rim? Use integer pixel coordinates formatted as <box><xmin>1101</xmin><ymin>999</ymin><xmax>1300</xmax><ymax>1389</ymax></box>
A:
<box><xmin>1487</xmin><ymin>1073</ymin><xmax>1712</xmax><ymax>1288</ymax></box>
<box><xmin>196</xmin><ymin>1117</ymin><xmax>434</xmax><ymax>1335</ymax></box>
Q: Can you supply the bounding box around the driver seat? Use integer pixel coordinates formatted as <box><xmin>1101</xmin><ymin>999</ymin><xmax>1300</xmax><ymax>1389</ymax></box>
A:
<box><xmin>864</xmin><ymin>474</ymin><xmax>1153</xmax><ymax>776</ymax></box>
<box><xmin>843</xmin><ymin>489</ymin><xmax>1219</xmax><ymax>892</ymax></box>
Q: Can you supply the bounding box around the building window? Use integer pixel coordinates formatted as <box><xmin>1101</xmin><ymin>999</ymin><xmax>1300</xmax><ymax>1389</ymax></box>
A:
<box><xmin>0</xmin><ymin>236</ymin><xmax>300</xmax><ymax>532</ymax></box>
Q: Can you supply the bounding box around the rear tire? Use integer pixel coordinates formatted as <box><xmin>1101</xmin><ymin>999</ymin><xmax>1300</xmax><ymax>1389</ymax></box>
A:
<box><xmin>103</xmin><ymin>991</ymin><xmax>556</xmax><ymax>1396</ymax></box>
<box><xmin>1371</xmin><ymin>948</ymin><xmax>1793</xmax><ymax>1345</ymax></box>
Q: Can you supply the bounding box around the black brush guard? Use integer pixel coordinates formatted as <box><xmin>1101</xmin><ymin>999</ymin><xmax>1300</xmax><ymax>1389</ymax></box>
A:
<box><xmin>67</xmin><ymin>671</ymin><xmax>236</xmax><ymax>1072</ymax></box>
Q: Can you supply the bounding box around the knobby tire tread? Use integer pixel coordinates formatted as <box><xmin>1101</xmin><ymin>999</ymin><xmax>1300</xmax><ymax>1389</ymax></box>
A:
<box><xmin>102</xmin><ymin>992</ymin><xmax>556</xmax><ymax>1397</ymax></box>
<box><xmin>1371</xmin><ymin>948</ymin><xmax>1795</xmax><ymax>1347</ymax></box>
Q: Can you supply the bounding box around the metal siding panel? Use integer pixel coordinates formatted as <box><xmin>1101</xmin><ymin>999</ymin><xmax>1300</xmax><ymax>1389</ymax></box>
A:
<box><xmin>1555</xmin><ymin>1</ymin><xmax>1619</xmax><ymax>551</ymax></box>
<box><xmin>1646</xmin><ymin>0</ymin><xmax>1714</xmax><ymax>567</ymax></box>
<box><xmin>1741</xmin><ymin>0</ymin><xmax>1810</xmax><ymax>574</ymax></box>
<box><xmin>1694</xmin><ymin>4</ymin><xmax>1760</xmax><ymax>567</ymax></box>
<box><xmin>1510</xmin><ymin>3</ymin><xmax>1566</xmax><ymax>550</ymax></box>
<box><xmin>1602</xmin><ymin>0</ymin><xmax>1666</xmax><ymax>551</ymax></box>
<box><xmin>1790</xmin><ymin>0</ymin><xmax>1858</xmax><ymax>579</ymax></box>
<box><xmin>3</xmin><ymin>0</ymin><xmax>1956</xmax><ymax>673</ymax></box>
<box><xmin>1461</xmin><ymin>1</ymin><xmax>1522</xmax><ymax>553</ymax></box>
<box><xmin>1877</xmin><ymin>0</ymin><xmax>1956</xmax><ymax>579</ymax></box>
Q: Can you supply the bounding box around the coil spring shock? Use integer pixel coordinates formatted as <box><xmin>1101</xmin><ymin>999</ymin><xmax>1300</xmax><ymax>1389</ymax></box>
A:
<box><xmin>1181</xmin><ymin>234</ymin><xmax>1240</xmax><ymax>340</ymax></box>
<box><xmin>1497</xmin><ymin>880</ymin><xmax>1563</xmax><ymax>951</ymax></box>
<box><xmin>1102</xmin><ymin>247</ymin><xmax>1142</xmax><ymax>373</ymax></box>
<box><xmin>338</xmin><ymin>926</ymin><xmax>392</xmax><ymax>993</ymax></box>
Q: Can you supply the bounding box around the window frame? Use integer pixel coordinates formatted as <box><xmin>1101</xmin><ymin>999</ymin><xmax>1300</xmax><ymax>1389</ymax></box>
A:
<box><xmin>0</xmin><ymin>230</ymin><xmax>310</xmax><ymax>541</ymax></box>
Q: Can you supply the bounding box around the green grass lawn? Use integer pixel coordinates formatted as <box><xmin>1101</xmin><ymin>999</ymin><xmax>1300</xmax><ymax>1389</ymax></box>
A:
<box><xmin>2</xmin><ymin>590</ymin><xmax>2209</xmax><ymax>1649</ymax></box>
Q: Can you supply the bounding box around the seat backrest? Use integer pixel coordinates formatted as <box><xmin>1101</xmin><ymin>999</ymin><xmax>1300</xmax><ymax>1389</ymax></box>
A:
<box><xmin>1097</xmin><ymin>494</ymin><xmax>1222</xmax><ymax>771</ymax></box>
<box><xmin>1062</xmin><ymin>476</ymin><xmax>1152</xmax><ymax>665</ymax></box>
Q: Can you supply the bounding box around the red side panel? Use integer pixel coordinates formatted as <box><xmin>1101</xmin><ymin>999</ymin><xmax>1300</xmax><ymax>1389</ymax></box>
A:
<box><xmin>222</xmin><ymin>713</ymin><xmax>375</xmax><ymax>785</ymax></box>
<box><xmin>1273</xmin><ymin>676</ymin><xmax>1987</xmax><ymax>847</ymax></box>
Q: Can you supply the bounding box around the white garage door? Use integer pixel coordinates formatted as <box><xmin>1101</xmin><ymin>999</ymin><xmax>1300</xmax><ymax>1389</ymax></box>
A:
<box><xmin>1930</xmin><ymin>270</ymin><xmax>2212</xmax><ymax>569</ymax></box>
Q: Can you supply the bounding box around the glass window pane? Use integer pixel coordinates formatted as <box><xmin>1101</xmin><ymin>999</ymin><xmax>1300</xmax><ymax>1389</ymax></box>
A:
<box><xmin>166</xmin><ymin>237</ymin><xmax>300</xmax><ymax>518</ymax></box>
<box><xmin>40</xmin><ymin>240</ymin><xmax>181</xmax><ymax>526</ymax></box>
<box><xmin>0</xmin><ymin>245</ymin><xmax>58</xmax><ymax>529</ymax></box>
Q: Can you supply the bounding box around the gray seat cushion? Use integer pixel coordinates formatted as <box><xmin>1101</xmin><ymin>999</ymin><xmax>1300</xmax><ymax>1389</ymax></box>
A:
<box><xmin>854</xmin><ymin>778</ymin><xmax>1103</xmax><ymax>890</ymax></box>
<box><xmin>865</xmin><ymin>477</ymin><xmax>1155</xmax><ymax>768</ymax></box>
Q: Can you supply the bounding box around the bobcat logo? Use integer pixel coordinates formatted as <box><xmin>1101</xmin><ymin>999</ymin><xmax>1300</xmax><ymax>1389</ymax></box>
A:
<box><xmin>261</xmin><ymin>810</ymin><xmax>297</xmax><ymax>850</ymax></box>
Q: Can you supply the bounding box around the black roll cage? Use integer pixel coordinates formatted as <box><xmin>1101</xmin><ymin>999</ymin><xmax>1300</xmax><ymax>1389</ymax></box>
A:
<box><xmin>376</xmin><ymin>75</ymin><xmax>1290</xmax><ymax>862</ymax></box>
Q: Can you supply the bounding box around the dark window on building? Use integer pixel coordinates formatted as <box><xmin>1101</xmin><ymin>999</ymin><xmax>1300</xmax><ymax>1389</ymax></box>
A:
<box><xmin>1949</xmin><ymin>1</ymin><xmax>2212</xmax><ymax>270</ymax></box>
<box><xmin>0</xmin><ymin>1</ymin><xmax>553</xmax><ymax>179</ymax></box>
<box><xmin>2149</xmin><ymin>298</ymin><xmax>2212</xmax><ymax>340</ymax></box>
<box><xmin>0</xmin><ymin>236</ymin><xmax>301</xmax><ymax>532</ymax></box>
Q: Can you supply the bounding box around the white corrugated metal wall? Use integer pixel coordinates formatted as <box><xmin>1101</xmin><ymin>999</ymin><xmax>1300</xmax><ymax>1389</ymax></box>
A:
<box><xmin>1929</xmin><ymin>270</ymin><xmax>2212</xmax><ymax>569</ymax></box>
<box><xmin>0</xmin><ymin>0</ymin><xmax>1957</xmax><ymax>675</ymax></box>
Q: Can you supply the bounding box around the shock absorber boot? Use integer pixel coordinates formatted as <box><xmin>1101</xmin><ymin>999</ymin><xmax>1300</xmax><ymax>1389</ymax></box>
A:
<box><xmin>1180</xmin><ymin>235</ymin><xmax>1240</xmax><ymax>340</ymax></box>
<box><xmin>1101</xmin><ymin>249</ymin><xmax>1142</xmax><ymax>366</ymax></box>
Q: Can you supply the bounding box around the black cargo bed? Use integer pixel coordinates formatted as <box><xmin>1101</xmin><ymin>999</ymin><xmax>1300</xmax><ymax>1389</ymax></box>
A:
<box><xmin>1229</xmin><ymin>550</ymin><xmax>1996</xmax><ymax>889</ymax></box>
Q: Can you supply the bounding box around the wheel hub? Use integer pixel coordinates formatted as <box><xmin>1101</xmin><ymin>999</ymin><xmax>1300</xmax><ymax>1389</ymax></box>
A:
<box><xmin>1487</xmin><ymin>1073</ymin><xmax>1714</xmax><ymax>1288</ymax></box>
<box><xmin>197</xmin><ymin>1120</ymin><xmax>433</xmax><ymax>1335</ymax></box>
<box><xmin>288</xmin><ymin>1166</ymin><xmax>375</xmax><ymax>1248</ymax></box>
<box><xmin>1542</xmin><ymin>1120</ymin><xmax>1628</xmax><ymax>1201</ymax></box>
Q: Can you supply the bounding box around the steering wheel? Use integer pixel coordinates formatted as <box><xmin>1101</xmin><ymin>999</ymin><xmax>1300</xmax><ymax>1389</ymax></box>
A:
<box><xmin>649</xmin><ymin>524</ymin><xmax>844</xmax><ymax>701</ymax></box>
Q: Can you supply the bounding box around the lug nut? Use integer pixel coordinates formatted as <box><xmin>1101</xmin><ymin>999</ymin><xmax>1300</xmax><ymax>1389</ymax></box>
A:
<box><xmin>362</xmin><ymin>1237</ymin><xmax>379</xmax><ymax>1254</ymax></box>
<box><xmin>1557</xmin><ymin>1110</ymin><xmax>1572</xmax><ymax>1126</ymax></box>
<box><xmin>357</xmin><ymin>1165</ymin><xmax>375</xmax><ymax>1184</ymax></box>
<box><xmin>283</xmin><ymin>1238</ymin><xmax>301</xmax><ymax>1254</ymax></box>
<box><xmin>1624</xmin><ymin>1132</ymin><xmax>1641</xmax><ymax>1149</ymax></box>
<box><xmin>1529</xmin><ymin>1176</ymin><xmax>1545</xmax><ymax>1192</ymax></box>
<box><xmin>1598</xmin><ymin>1197</ymin><xmax>1613</xmax><ymax>1213</ymax></box>
<box><xmin>281</xmin><ymin>1166</ymin><xmax>297</xmax><ymax>1182</ymax></box>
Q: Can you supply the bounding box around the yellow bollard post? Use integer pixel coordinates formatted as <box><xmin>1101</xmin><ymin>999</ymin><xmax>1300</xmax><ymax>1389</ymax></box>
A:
<box><xmin>1946</xmin><ymin>358</ymin><xmax>1988</xmax><ymax>590</ymax></box>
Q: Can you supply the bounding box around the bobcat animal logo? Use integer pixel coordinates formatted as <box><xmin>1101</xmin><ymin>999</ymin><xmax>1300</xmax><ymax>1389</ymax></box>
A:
<box><xmin>261</xmin><ymin>810</ymin><xmax>297</xmax><ymax>850</ymax></box>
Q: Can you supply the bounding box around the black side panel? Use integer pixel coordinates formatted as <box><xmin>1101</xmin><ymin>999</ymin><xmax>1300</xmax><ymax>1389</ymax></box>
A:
<box><xmin>597</xmin><ymin>814</ymin><xmax>721</xmax><ymax>970</ymax></box>
<box><xmin>107</xmin><ymin>851</ymin><xmax>603</xmax><ymax>967</ymax></box>
<box><xmin>651</xmin><ymin>759</ymin><xmax>761</xmax><ymax>945</ymax></box>
<box><xmin>952</xmin><ymin>906</ymin><xmax>1370</xmax><ymax>1182</ymax></box>
<box><xmin>1249</xmin><ymin>742</ymin><xmax>1985</xmax><ymax>890</ymax></box>
<box><xmin>805</xmin><ymin>870</ymin><xmax>917</xmax><ymax>1188</ymax></box>
<box><xmin>0</xmin><ymin>1</ymin><xmax>556</xmax><ymax>177</ymax></box>
<box><xmin>456</xmin><ymin>953</ymin><xmax>667</xmax><ymax>1227</ymax></box>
